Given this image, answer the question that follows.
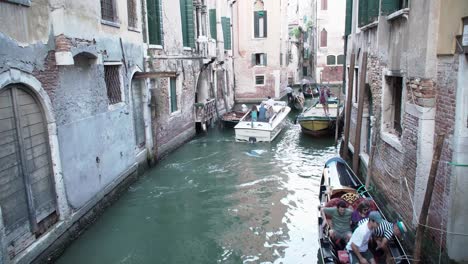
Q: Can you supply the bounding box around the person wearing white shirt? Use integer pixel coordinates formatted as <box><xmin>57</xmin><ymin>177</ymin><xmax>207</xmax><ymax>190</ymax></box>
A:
<box><xmin>285</xmin><ymin>86</ymin><xmax>293</xmax><ymax>103</ymax></box>
<box><xmin>346</xmin><ymin>211</ymin><xmax>382</xmax><ymax>264</ymax></box>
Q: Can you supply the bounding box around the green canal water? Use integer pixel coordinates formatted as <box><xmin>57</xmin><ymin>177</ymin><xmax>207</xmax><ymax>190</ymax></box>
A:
<box><xmin>56</xmin><ymin>106</ymin><xmax>339</xmax><ymax>264</ymax></box>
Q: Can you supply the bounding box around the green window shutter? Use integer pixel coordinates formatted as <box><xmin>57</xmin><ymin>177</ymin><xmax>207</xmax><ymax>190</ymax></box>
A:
<box><xmin>222</xmin><ymin>17</ymin><xmax>231</xmax><ymax>50</ymax></box>
<box><xmin>367</xmin><ymin>0</ymin><xmax>379</xmax><ymax>23</ymax></box>
<box><xmin>381</xmin><ymin>0</ymin><xmax>399</xmax><ymax>15</ymax></box>
<box><xmin>170</xmin><ymin>78</ymin><xmax>177</xmax><ymax>112</ymax></box>
<box><xmin>263</xmin><ymin>11</ymin><xmax>268</xmax><ymax>37</ymax></box>
<box><xmin>263</xmin><ymin>53</ymin><xmax>267</xmax><ymax>66</ymax></box>
<box><xmin>254</xmin><ymin>11</ymin><xmax>259</xmax><ymax>38</ymax></box>
<box><xmin>148</xmin><ymin>0</ymin><xmax>162</xmax><ymax>45</ymax></box>
<box><xmin>345</xmin><ymin>0</ymin><xmax>353</xmax><ymax>35</ymax></box>
<box><xmin>358</xmin><ymin>0</ymin><xmax>368</xmax><ymax>27</ymax></box>
<box><xmin>252</xmin><ymin>54</ymin><xmax>256</xmax><ymax>66</ymax></box>
<box><xmin>180</xmin><ymin>0</ymin><xmax>188</xmax><ymax>46</ymax></box>
<box><xmin>209</xmin><ymin>9</ymin><xmax>217</xmax><ymax>40</ymax></box>
<box><xmin>186</xmin><ymin>0</ymin><xmax>195</xmax><ymax>48</ymax></box>
<box><xmin>337</xmin><ymin>54</ymin><xmax>345</xmax><ymax>64</ymax></box>
<box><xmin>327</xmin><ymin>55</ymin><xmax>336</xmax><ymax>65</ymax></box>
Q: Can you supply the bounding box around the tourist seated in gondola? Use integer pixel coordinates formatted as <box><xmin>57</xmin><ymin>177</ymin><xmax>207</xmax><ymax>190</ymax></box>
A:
<box><xmin>351</xmin><ymin>200</ymin><xmax>371</xmax><ymax>231</ymax></box>
<box><xmin>357</xmin><ymin>217</ymin><xmax>407</xmax><ymax>264</ymax></box>
<box><xmin>321</xmin><ymin>200</ymin><xmax>353</xmax><ymax>246</ymax></box>
<box><xmin>346</xmin><ymin>211</ymin><xmax>383</xmax><ymax>264</ymax></box>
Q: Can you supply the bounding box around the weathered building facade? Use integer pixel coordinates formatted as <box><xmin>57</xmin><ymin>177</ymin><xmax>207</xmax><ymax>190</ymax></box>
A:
<box><xmin>0</xmin><ymin>0</ymin><xmax>235</xmax><ymax>262</ymax></box>
<box><xmin>343</xmin><ymin>0</ymin><xmax>468</xmax><ymax>262</ymax></box>
<box><xmin>232</xmin><ymin>0</ymin><xmax>289</xmax><ymax>102</ymax></box>
<box><xmin>287</xmin><ymin>0</ymin><xmax>315</xmax><ymax>84</ymax></box>
<box><xmin>316</xmin><ymin>0</ymin><xmax>345</xmax><ymax>84</ymax></box>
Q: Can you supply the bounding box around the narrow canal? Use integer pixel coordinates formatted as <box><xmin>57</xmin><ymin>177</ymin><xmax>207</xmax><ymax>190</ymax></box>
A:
<box><xmin>56</xmin><ymin>104</ymin><xmax>339</xmax><ymax>264</ymax></box>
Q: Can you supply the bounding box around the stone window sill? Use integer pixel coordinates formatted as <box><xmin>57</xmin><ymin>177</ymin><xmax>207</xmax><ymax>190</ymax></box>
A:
<box><xmin>380</xmin><ymin>131</ymin><xmax>403</xmax><ymax>153</ymax></box>
<box><xmin>101</xmin><ymin>19</ymin><xmax>121</xmax><ymax>28</ymax></box>
<box><xmin>148</xmin><ymin>44</ymin><xmax>163</xmax><ymax>50</ymax></box>
<box><xmin>360</xmin><ymin>21</ymin><xmax>378</xmax><ymax>31</ymax></box>
<box><xmin>128</xmin><ymin>26</ymin><xmax>141</xmax><ymax>33</ymax></box>
<box><xmin>387</xmin><ymin>8</ymin><xmax>410</xmax><ymax>21</ymax></box>
<box><xmin>5</xmin><ymin>0</ymin><xmax>30</xmax><ymax>6</ymax></box>
<box><xmin>360</xmin><ymin>152</ymin><xmax>370</xmax><ymax>168</ymax></box>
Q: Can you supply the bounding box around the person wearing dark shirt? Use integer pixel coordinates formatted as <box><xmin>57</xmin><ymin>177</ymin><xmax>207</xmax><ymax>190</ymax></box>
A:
<box><xmin>258</xmin><ymin>103</ymin><xmax>267</xmax><ymax>122</ymax></box>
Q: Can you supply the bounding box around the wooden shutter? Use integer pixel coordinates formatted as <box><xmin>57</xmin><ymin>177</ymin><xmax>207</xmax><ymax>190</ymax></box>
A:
<box><xmin>327</xmin><ymin>55</ymin><xmax>336</xmax><ymax>65</ymax></box>
<box><xmin>131</xmin><ymin>79</ymin><xmax>145</xmax><ymax>148</ymax></box>
<box><xmin>263</xmin><ymin>53</ymin><xmax>267</xmax><ymax>66</ymax></box>
<box><xmin>185</xmin><ymin>0</ymin><xmax>195</xmax><ymax>48</ymax></box>
<box><xmin>148</xmin><ymin>0</ymin><xmax>162</xmax><ymax>45</ymax></box>
<box><xmin>254</xmin><ymin>11</ymin><xmax>259</xmax><ymax>38</ymax></box>
<box><xmin>262</xmin><ymin>11</ymin><xmax>268</xmax><ymax>37</ymax></box>
<box><xmin>180</xmin><ymin>0</ymin><xmax>188</xmax><ymax>46</ymax></box>
<box><xmin>358</xmin><ymin>0</ymin><xmax>368</xmax><ymax>27</ymax></box>
<box><xmin>251</xmin><ymin>54</ymin><xmax>256</xmax><ymax>66</ymax></box>
<box><xmin>381</xmin><ymin>0</ymin><xmax>399</xmax><ymax>15</ymax></box>
<box><xmin>320</xmin><ymin>29</ymin><xmax>327</xmax><ymax>47</ymax></box>
<box><xmin>345</xmin><ymin>0</ymin><xmax>353</xmax><ymax>35</ymax></box>
<box><xmin>337</xmin><ymin>54</ymin><xmax>345</xmax><ymax>64</ymax></box>
<box><xmin>368</xmin><ymin>0</ymin><xmax>379</xmax><ymax>23</ymax></box>
<box><xmin>209</xmin><ymin>9</ymin><xmax>217</xmax><ymax>40</ymax></box>
<box><xmin>222</xmin><ymin>17</ymin><xmax>231</xmax><ymax>50</ymax></box>
<box><xmin>170</xmin><ymin>78</ymin><xmax>177</xmax><ymax>112</ymax></box>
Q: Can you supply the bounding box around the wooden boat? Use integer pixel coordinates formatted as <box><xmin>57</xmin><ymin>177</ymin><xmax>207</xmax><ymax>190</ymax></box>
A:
<box><xmin>303</xmin><ymin>87</ymin><xmax>319</xmax><ymax>98</ymax></box>
<box><xmin>319</xmin><ymin>157</ymin><xmax>410</xmax><ymax>264</ymax></box>
<box><xmin>296</xmin><ymin>98</ymin><xmax>341</xmax><ymax>136</ymax></box>
<box><xmin>221</xmin><ymin>111</ymin><xmax>246</xmax><ymax>128</ymax></box>
<box><xmin>292</xmin><ymin>93</ymin><xmax>305</xmax><ymax>111</ymax></box>
<box><xmin>234</xmin><ymin>101</ymin><xmax>291</xmax><ymax>142</ymax></box>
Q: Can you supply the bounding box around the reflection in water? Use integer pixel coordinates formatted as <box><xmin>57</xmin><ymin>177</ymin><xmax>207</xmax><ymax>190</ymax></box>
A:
<box><xmin>56</xmin><ymin>100</ymin><xmax>339</xmax><ymax>264</ymax></box>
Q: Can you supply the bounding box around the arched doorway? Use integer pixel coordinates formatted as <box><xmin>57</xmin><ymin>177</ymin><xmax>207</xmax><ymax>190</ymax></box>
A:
<box><xmin>0</xmin><ymin>84</ymin><xmax>57</xmax><ymax>257</ymax></box>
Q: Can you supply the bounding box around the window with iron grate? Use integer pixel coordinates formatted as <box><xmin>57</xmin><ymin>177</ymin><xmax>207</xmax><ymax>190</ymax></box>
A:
<box><xmin>127</xmin><ymin>0</ymin><xmax>137</xmax><ymax>28</ymax></box>
<box><xmin>104</xmin><ymin>65</ymin><xmax>122</xmax><ymax>104</ymax></box>
<box><xmin>255</xmin><ymin>75</ymin><xmax>265</xmax><ymax>85</ymax></box>
<box><xmin>101</xmin><ymin>0</ymin><xmax>116</xmax><ymax>22</ymax></box>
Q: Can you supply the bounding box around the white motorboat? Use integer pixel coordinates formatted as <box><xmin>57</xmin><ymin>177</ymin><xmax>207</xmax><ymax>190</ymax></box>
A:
<box><xmin>234</xmin><ymin>101</ymin><xmax>291</xmax><ymax>142</ymax></box>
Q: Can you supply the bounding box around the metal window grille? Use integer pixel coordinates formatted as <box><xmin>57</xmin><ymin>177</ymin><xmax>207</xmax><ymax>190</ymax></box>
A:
<box><xmin>101</xmin><ymin>0</ymin><xmax>115</xmax><ymax>21</ymax></box>
<box><xmin>127</xmin><ymin>0</ymin><xmax>137</xmax><ymax>28</ymax></box>
<box><xmin>104</xmin><ymin>65</ymin><xmax>122</xmax><ymax>104</ymax></box>
<box><xmin>255</xmin><ymin>76</ymin><xmax>265</xmax><ymax>85</ymax></box>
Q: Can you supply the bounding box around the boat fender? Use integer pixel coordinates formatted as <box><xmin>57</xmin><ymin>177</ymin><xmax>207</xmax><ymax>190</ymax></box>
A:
<box><xmin>248</xmin><ymin>137</ymin><xmax>257</xmax><ymax>144</ymax></box>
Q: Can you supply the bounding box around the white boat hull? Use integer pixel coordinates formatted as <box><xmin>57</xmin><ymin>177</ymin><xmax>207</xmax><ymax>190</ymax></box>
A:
<box><xmin>234</xmin><ymin>102</ymin><xmax>291</xmax><ymax>142</ymax></box>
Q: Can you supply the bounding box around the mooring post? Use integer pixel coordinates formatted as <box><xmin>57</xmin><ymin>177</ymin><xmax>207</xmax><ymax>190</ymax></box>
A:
<box><xmin>342</xmin><ymin>52</ymin><xmax>355</xmax><ymax>159</ymax></box>
<box><xmin>414</xmin><ymin>133</ymin><xmax>445</xmax><ymax>263</ymax></box>
<box><xmin>352</xmin><ymin>52</ymin><xmax>368</xmax><ymax>174</ymax></box>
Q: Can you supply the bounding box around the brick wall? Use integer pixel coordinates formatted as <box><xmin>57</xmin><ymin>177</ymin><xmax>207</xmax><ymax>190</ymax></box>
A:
<box><xmin>321</xmin><ymin>65</ymin><xmax>343</xmax><ymax>83</ymax></box>
<box><xmin>32</xmin><ymin>51</ymin><xmax>59</xmax><ymax>101</ymax></box>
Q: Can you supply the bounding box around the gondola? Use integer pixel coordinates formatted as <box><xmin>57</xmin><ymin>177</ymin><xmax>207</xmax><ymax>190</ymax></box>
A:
<box><xmin>318</xmin><ymin>157</ymin><xmax>410</xmax><ymax>264</ymax></box>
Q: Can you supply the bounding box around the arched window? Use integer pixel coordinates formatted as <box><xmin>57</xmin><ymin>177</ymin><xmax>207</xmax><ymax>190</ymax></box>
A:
<box><xmin>253</xmin><ymin>0</ymin><xmax>267</xmax><ymax>38</ymax></box>
<box><xmin>321</xmin><ymin>0</ymin><xmax>327</xmax><ymax>10</ymax></box>
<box><xmin>320</xmin><ymin>29</ymin><xmax>327</xmax><ymax>47</ymax></box>
<box><xmin>337</xmin><ymin>54</ymin><xmax>345</xmax><ymax>64</ymax></box>
<box><xmin>327</xmin><ymin>55</ymin><xmax>336</xmax><ymax>65</ymax></box>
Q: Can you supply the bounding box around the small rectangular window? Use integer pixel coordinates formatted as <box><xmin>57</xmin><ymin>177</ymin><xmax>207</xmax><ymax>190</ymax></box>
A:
<box><xmin>127</xmin><ymin>0</ymin><xmax>137</xmax><ymax>28</ymax></box>
<box><xmin>255</xmin><ymin>75</ymin><xmax>265</xmax><ymax>85</ymax></box>
<box><xmin>104</xmin><ymin>65</ymin><xmax>122</xmax><ymax>104</ymax></box>
<box><xmin>253</xmin><ymin>53</ymin><xmax>267</xmax><ymax>66</ymax></box>
<box><xmin>101</xmin><ymin>0</ymin><xmax>116</xmax><ymax>22</ymax></box>
<box><xmin>303</xmin><ymin>67</ymin><xmax>308</xmax><ymax>76</ymax></box>
<box><xmin>391</xmin><ymin>77</ymin><xmax>403</xmax><ymax>135</ymax></box>
<box><xmin>170</xmin><ymin>77</ymin><xmax>178</xmax><ymax>112</ymax></box>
